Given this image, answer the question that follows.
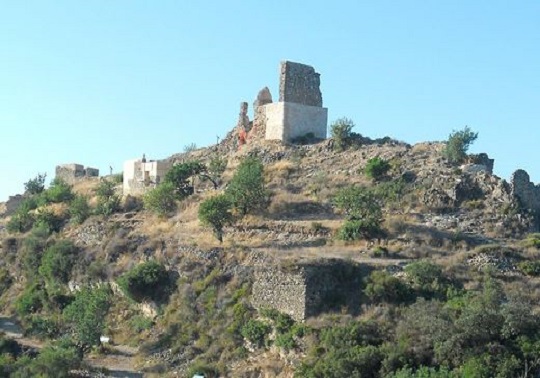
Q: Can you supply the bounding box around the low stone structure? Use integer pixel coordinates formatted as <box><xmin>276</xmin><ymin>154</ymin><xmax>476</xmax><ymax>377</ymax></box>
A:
<box><xmin>251</xmin><ymin>260</ymin><xmax>367</xmax><ymax>321</ymax></box>
<box><xmin>1</xmin><ymin>195</ymin><xmax>24</xmax><ymax>217</ymax></box>
<box><xmin>55</xmin><ymin>164</ymin><xmax>99</xmax><ymax>183</ymax></box>
<box><xmin>123</xmin><ymin>155</ymin><xmax>172</xmax><ymax>195</ymax></box>
<box><xmin>511</xmin><ymin>169</ymin><xmax>540</xmax><ymax>213</ymax></box>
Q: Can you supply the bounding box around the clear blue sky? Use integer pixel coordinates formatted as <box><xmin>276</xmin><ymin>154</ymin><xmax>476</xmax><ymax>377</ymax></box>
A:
<box><xmin>1</xmin><ymin>1</ymin><xmax>539</xmax><ymax>201</ymax></box>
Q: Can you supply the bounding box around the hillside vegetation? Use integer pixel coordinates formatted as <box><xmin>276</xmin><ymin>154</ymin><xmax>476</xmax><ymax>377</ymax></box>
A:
<box><xmin>1</xmin><ymin>123</ymin><xmax>540</xmax><ymax>377</ymax></box>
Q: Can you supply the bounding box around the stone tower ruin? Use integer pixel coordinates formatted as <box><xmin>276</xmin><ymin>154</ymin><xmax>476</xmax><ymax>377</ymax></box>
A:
<box><xmin>237</xmin><ymin>61</ymin><xmax>328</xmax><ymax>145</ymax></box>
<box><xmin>264</xmin><ymin>61</ymin><xmax>328</xmax><ymax>142</ymax></box>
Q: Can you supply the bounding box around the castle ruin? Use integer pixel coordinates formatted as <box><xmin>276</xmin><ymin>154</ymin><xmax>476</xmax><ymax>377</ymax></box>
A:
<box><xmin>55</xmin><ymin>164</ymin><xmax>99</xmax><ymax>184</ymax></box>
<box><xmin>237</xmin><ymin>61</ymin><xmax>328</xmax><ymax>144</ymax></box>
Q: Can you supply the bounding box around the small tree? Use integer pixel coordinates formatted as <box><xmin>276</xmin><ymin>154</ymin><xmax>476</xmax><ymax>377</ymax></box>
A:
<box><xmin>95</xmin><ymin>180</ymin><xmax>121</xmax><ymax>215</ymax></box>
<box><xmin>117</xmin><ymin>261</ymin><xmax>171</xmax><ymax>303</ymax></box>
<box><xmin>42</xmin><ymin>178</ymin><xmax>74</xmax><ymax>204</ymax></box>
<box><xmin>164</xmin><ymin>161</ymin><xmax>206</xmax><ymax>199</ymax></box>
<box><xmin>38</xmin><ymin>240</ymin><xmax>77</xmax><ymax>284</ymax></box>
<box><xmin>364</xmin><ymin>157</ymin><xmax>391</xmax><ymax>181</ymax></box>
<box><xmin>443</xmin><ymin>126</ymin><xmax>478</xmax><ymax>164</ymax></box>
<box><xmin>330</xmin><ymin>117</ymin><xmax>355</xmax><ymax>152</ymax></box>
<box><xmin>63</xmin><ymin>287</ymin><xmax>111</xmax><ymax>348</ymax></box>
<box><xmin>24</xmin><ymin>173</ymin><xmax>47</xmax><ymax>195</ymax></box>
<box><xmin>69</xmin><ymin>195</ymin><xmax>90</xmax><ymax>224</ymax></box>
<box><xmin>333</xmin><ymin>186</ymin><xmax>384</xmax><ymax>240</ymax></box>
<box><xmin>208</xmin><ymin>155</ymin><xmax>227</xmax><ymax>185</ymax></box>
<box><xmin>225</xmin><ymin>156</ymin><xmax>268</xmax><ymax>216</ymax></box>
<box><xmin>364</xmin><ymin>270</ymin><xmax>412</xmax><ymax>303</ymax></box>
<box><xmin>143</xmin><ymin>182</ymin><xmax>177</xmax><ymax>216</ymax></box>
<box><xmin>198</xmin><ymin>194</ymin><xmax>233</xmax><ymax>242</ymax></box>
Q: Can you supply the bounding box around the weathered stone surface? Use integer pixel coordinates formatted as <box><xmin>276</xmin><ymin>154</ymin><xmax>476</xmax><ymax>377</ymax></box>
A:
<box><xmin>279</xmin><ymin>61</ymin><xmax>323</xmax><ymax>107</ymax></box>
<box><xmin>511</xmin><ymin>169</ymin><xmax>540</xmax><ymax>213</ymax></box>
<box><xmin>236</xmin><ymin>102</ymin><xmax>251</xmax><ymax>132</ymax></box>
<box><xmin>470</xmin><ymin>153</ymin><xmax>494</xmax><ymax>174</ymax></box>
<box><xmin>461</xmin><ymin>164</ymin><xmax>489</xmax><ymax>175</ymax></box>
<box><xmin>253</xmin><ymin>86</ymin><xmax>273</xmax><ymax>109</ymax></box>
<box><xmin>2</xmin><ymin>195</ymin><xmax>24</xmax><ymax>216</ymax></box>
<box><xmin>252</xmin><ymin>260</ymin><xmax>366</xmax><ymax>321</ymax></box>
<box><xmin>264</xmin><ymin>102</ymin><xmax>327</xmax><ymax>142</ymax></box>
<box><xmin>56</xmin><ymin>163</ymin><xmax>99</xmax><ymax>184</ymax></box>
<box><xmin>123</xmin><ymin>156</ymin><xmax>172</xmax><ymax>196</ymax></box>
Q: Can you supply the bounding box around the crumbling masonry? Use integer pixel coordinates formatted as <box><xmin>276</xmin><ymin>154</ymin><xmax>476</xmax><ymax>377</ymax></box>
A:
<box><xmin>236</xmin><ymin>61</ymin><xmax>328</xmax><ymax>144</ymax></box>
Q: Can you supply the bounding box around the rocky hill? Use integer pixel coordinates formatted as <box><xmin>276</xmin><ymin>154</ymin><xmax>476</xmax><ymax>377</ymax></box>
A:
<box><xmin>1</xmin><ymin>126</ymin><xmax>540</xmax><ymax>377</ymax></box>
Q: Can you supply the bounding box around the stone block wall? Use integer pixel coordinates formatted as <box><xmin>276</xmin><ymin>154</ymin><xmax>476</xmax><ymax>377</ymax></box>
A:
<box><xmin>123</xmin><ymin>158</ymin><xmax>173</xmax><ymax>195</ymax></box>
<box><xmin>55</xmin><ymin>164</ymin><xmax>99</xmax><ymax>184</ymax></box>
<box><xmin>279</xmin><ymin>61</ymin><xmax>323</xmax><ymax>107</ymax></box>
<box><xmin>252</xmin><ymin>260</ymin><xmax>367</xmax><ymax>321</ymax></box>
<box><xmin>1</xmin><ymin>195</ymin><xmax>24</xmax><ymax>216</ymax></box>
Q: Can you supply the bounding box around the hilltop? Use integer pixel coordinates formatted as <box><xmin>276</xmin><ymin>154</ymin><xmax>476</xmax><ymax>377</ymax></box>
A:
<box><xmin>1</xmin><ymin>61</ymin><xmax>540</xmax><ymax>377</ymax></box>
<box><xmin>2</xmin><ymin>124</ymin><xmax>540</xmax><ymax>377</ymax></box>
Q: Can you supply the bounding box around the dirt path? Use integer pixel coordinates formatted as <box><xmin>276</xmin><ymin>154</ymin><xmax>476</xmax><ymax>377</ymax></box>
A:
<box><xmin>0</xmin><ymin>315</ymin><xmax>143</xmax><ymax>377</ymax></box>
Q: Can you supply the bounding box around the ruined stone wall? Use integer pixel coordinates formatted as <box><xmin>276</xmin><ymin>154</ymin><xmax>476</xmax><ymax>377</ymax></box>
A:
<box><xmin>511</xmin><ymin>169</ymin><xmax>540</xmax><ymax>213</ymax></box>
<box><xmin>251</xmin><ymin>260</ymin><xmax>367</xmax><ymax>321</ymax></box>
<box><xmin>279</xmin><ymin>61</ymin><xmax>323</xmax><ymax>107</ymax></box>
<box><xmin>123</xmin><ymin>159</ymin><xmax>172</xmax><ymax>196</ymax></box>
<box><xmin>56</xmin><ymin>164</ymin><xmax>99</xmax><ymax>184</ymax></box>
<box><xmin>264</xmin><ymin>61</ymin><xmax>327</xmax><ymax>142</ymax></box>
<box><xmin>252</xmin><ymin>267</ymin><xmax>307</xmax><ymax>321</ymax></box>
<box><xmin>1</xmin><ymin>195</ymin><xmax>24</xmax><ymax>216</ymax></box>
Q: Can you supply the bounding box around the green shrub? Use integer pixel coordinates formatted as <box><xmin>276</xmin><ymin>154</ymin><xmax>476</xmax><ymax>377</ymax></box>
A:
<box><xmin>241</xmin><ymin>320</ymin><xmax>271</xmax><ymax>348</ymax></box>
<box><xmin>143</xmin><ymin>182</ymin><xmax>177</xmax><ymax>216</ymax></box>
<box><xmin>365</xmin><ymin>157</ymin><xmax>391</xmax><ymax>181</ymax></box>
<box><xmin>338</xmin><ymin>219</ymin><xmax>384</xmax><ymax>240</ymax></box>
<box><xmin>198</xmin><ymin>194</ymin><xmax>233</xmax><ymax>242</ymax></box>
<box><xmin>404</xmin><ymin>260</ymin><xmax>450</xmax><ymax>299</ymax></box>
<box><xmin>63</xmin><ymin>287</ymin><xmax>111</xmax><ymax>347</ymax></box>
<box><xmin>333</xmin><ymin>186</ymin><xmax>382</xmax><ymax>223</ymax></box>
<box><xmin>519</xmin><ymin>261</ymin><xmax>540</xmax><ymax>276</ymax></box>
<box><xmin>111</xmin><ymin>172</ymin><xmax>124</xmax><ymax>184</ymax></box>
<box><xmin>15</xmin><ymin>283</ymin><xmax>45</xmax><ymax>316</ymax></box>
<box><xmin>371</xmin><ymin>179</ymin><xmax>407</xmax><ymax>204</ymax></box>
<box><xmin>25</xmin><ymin>315</ymin><xmax>60</xmax><ymax>339</ymax></box>
<box><xmin>130</xmin><ymin>315</ymin><xmax>154</xmax><ymax>333</ymax></box>
<box><xmin>94</xmin><ymin>180</ymin><xmax>121</xmax><ymax>215</ymax></box>
<box><xmin>364</xmin><ymin>270</ymin><xmax>412</xmax><ymax>304</ymax></box>
<box><xmin>164</xmin><ymin>161</ymin><xmax>206</xmax><ymax>199</ymax></box>
<box><xmin>38</xmin><ymin>240</ymin><xmax>77</xmax><ymax>284</ymax></box>
<box><xmin>42</xmin><ymin>178</ymin><xmax>74</xmax><ymax>204</ymax></box>
<box><xmin>0</xmin><ymin>268</ymin><xmax>13</xmax><ymax>296</ymax></box>
<box><xmin>330</xmin><ymin>117</ymin><xmax>355</xmax><ymax>152</ymax></box>
<box><xmin>69</xmin><ymin>195</ymin><xmax>91</xmax><ymax>224</ymax></box>
<box><xmin>521</xmin><ymin>233</ymin><xmax>540</xmax><ymax>249</ymax></box>
<box><xmin>117</xmin><ymin>261</ymin><xmax>171</xmax><ymax>303</ymax></box>
<box><xmin>19</xmin><ymin>226</ymin><xmax>48</xmax><ymax>280</ymax></box>
<box><xmin>225</xmin><ymin>156</ymin><xmax>269</xmax><ymax>216</ymax></box>
<box><xmin>6</xmin><ymin>206</ymin><xmax>36</xmax><ymax>234</ymax></box>
<box><xmin>208</xmin><ymin>155</ymin><xmax>227</xmax><ymax>185</ymax></box>
<box><xmin>24</xmin><ymin>173</ymin><xmax>47</xmax><ymax>195</ymax></box>
<box><xmin>443</xmin><ymin>126</ymin><xmax>478</xmax><ymax>164</ymax></box>
<box><xmin>333</xmin><ymin>185</ymin><xmax>385</xmax><ymax>240</ymax></box>
<box><xmin>34</xmin><ymin>209</ymin><xmax>64</xmax><ymax>234</ymax></box>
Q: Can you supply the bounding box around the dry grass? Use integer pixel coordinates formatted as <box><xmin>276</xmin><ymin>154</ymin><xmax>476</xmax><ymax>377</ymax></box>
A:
<box><xmin>72</xmin><ymin>177</ymin><xmax>100</xmax><ymax>197</ymax></box>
